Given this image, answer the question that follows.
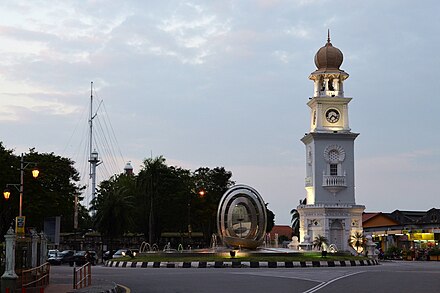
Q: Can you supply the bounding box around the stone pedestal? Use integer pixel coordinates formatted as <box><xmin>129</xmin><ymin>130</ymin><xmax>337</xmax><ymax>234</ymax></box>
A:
<box><xmin>365</xmin><ymin>235</ymin><xmax>377</xmax><ymax>259</ymax></box>
<box><xmin>1</xmin><ymin>227</ymin><xmax>18</xmax><ymax>292</ymax></box>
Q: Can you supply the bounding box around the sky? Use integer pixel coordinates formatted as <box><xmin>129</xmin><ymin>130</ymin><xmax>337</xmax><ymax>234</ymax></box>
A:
<box><xmin>0</xmin><ymin>0</ymin><xmax>439</xmax><ymax>225</ymax></box>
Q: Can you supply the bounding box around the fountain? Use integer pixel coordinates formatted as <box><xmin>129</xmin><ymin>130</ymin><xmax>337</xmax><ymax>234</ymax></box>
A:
<box><xmin>210</xmin><ymin>234</ymin><xmax>218</xmax><ymax>251</ymax></box>
<box><xmin>288</xmin><ymin>236</ymin><xmax>299</xmax><ymax>250</ymax></box>
<box><xmin>299</xmin><ymin>235</ymin><xmax>313</xmax><ymax>251</ymax></box>
<box><xmin>163</xmin><ymin>242</ymin><xmax>172</xmax><ymax>252</ymax></box>
<box><xmin>139</xmin><ymin>242</ymin><xmax>152</xmax><ymax>253</ymax></box>
<box><xmin>328</xmin><ymin>244</ymin><xmax>338</xmax><ymax>253</ymax></box>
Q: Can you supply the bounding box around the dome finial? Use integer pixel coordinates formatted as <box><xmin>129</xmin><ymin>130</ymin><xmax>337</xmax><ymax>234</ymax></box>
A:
<box><xmin>327</xmin><ymin>29</ymin><xmax>331</xmax><ymax>43</ymax></box>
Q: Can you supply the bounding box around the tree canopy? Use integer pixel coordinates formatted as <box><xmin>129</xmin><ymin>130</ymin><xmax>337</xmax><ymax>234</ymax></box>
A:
<box><xmin>0</xmin><ymin>143</ymin><xmax>86</xmax><ymax>237</ymax></box>
<box><xmin>0</xmin><ymin>142</ymin><xmax>278</xmax><ymax>248</ymax></box>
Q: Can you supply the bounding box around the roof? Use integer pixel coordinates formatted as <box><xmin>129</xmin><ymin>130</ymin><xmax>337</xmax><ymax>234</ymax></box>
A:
<box><xmin>313</xmin><ymin>33</ymin><xmax>344</xmax><ymax>72</ymax></box>
<box><xmin>269</xmin><ymin>225</ymin><xmax>293</xmax><ymax>239</ymax></box>
<box><xmin>362</xmin><ymin>213</ymin><xmax>380</xmax><ymax>222</ymax></box>
<box><xmin>362</xmin><ymin>212</ymin><xmax>400</xmax><ymax>228</ymax></box>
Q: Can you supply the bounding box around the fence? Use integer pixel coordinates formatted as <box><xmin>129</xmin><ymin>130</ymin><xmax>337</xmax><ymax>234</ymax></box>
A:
<box><xmin>73</xmin><ymin>262</ymin><xmax>92</xmax><ymax>289</ymax></box>
<box><xmin>19</xmin><ymin>262</ymin><xmax>50</xmax><ymax>289</ymax></box>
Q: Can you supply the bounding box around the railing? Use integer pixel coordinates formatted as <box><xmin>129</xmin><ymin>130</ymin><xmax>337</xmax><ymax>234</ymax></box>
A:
<box><xmin>322</xmin><ymin>175</ymin><xmax>346</xmax><ymax>187</ymax></box>
<box><xmin>74</xmin><ymin>262</ymin><xmax>92</xmax><ymax>289</ymax></box>
<box><xmin>20</xmin><ymin>262</ymin><xmax>50</xmax><ymax>289</ymax></box>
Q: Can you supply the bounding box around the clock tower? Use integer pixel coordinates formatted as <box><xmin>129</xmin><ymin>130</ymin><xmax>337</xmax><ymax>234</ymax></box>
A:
<box><xmin>297</xmin><ymin>33</ymin><xmax>365</xmax><ymax>251</ymax></box>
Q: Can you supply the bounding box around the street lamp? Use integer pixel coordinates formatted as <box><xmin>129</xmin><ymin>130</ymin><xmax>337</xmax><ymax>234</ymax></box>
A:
<box><xmin>3</xmin><ymin>153</ymin><xmax>39</xmax><ymax>230</ymax></box>
<box><xmin>187</xmin><ymin>189</ymin><xmax>206</xmax><ymax>241</ymax></box>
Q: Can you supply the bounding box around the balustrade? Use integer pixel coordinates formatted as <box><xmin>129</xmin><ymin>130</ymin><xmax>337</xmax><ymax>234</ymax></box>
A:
<box><xmin>323</xmin><ymin>175</ymin><xmax>346</xmax><ymax>187</ymax></box>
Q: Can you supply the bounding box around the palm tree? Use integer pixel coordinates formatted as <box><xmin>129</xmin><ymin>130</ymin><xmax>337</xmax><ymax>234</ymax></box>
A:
<box><xmin>313</xmin><ymin>235</ymin><xmax>329</xmax><ymax>251</ymax></box>
<box><xmin>137</xmin><ymin>156</ymin><xmax>167</xmax><ymax>244</ymax></box>
<box><xmin>93</xmin><ymin>174</ymin><xmax>135</xmax><ymax>253</ymax></box>
<box><xmin>349</xmin><ymin>232</ymin><xmax>365</xmax><ymax>253</ymax></box>
<box><xmin>290</xmin><ymin>208</ymin><xmax>300</xmax><ymax>237</ymax></box>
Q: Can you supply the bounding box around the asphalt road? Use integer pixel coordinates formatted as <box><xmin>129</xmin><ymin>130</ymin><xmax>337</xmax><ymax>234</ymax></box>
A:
<box><xmin>50</xmin><ymin>261</ymin><xmax>440</xmax><ymax>293</ymax></box>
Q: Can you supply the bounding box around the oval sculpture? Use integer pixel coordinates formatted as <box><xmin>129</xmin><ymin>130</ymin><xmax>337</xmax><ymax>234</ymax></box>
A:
<box><xmin>217</xmin><ymin>184</ymin><xmax>267</xmax><ymax>249</ymax></box>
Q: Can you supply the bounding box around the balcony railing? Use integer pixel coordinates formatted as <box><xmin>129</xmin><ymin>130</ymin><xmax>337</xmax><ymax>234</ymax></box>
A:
<box><xmin>323</xmin><ymin>175</ymin><xmax>346</xmax><ymax>187</ymax></box>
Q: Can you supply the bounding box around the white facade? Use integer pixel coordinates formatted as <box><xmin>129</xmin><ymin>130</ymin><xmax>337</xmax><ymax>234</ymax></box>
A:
<box><xmin>297</xmin><ymin>36</ymin><xmax>365</xmax><ymax>251</ymax></box>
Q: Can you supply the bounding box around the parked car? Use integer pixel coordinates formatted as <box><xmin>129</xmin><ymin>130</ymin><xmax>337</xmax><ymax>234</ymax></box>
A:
<box><xmin>47</xmin><ymin>249</ymin><xmax>59</xmax><ymax>259</ymax></box>
<box><xmin>69</xmin><ymin>251</ymin><xmax>97</xmax><ymax>266</ymax></box>
<box><xmin>48</xmin><ymin>250</ymin><xmax>74</xmax><ymax>265</ymax></box>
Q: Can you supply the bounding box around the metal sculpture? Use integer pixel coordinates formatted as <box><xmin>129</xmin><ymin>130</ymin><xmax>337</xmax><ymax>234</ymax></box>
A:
<box><xmin>217</xmin><ymin>185</ymin><xmax>267</xmax><ymax>249</ymax></box>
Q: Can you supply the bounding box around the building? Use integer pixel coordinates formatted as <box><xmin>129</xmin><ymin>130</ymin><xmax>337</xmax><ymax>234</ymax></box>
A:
<box><xmin>268</xmin><ymin>225</ymin><xmax>293</xmax><ymax>244</ymax></box>
<box><xmin>363</xmin><ymin>209</ymin><xmax>440</xmax><ymax>251</ymax></box>
<box><xmin>297</xmin><ymin>33</ymin><xmax>365</xmax><ymax>250</ymax></box>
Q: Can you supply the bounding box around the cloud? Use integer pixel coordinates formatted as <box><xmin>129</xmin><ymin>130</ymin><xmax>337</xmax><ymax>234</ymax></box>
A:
<box><xmin>154</xmin><ymin>2</ymin><xmax>231</xmax><ymax>64</ymax></box>
<box><xmin>284</xmin><ymin>25</ymin><xmax>311</xmax><ymax>39</ymax></box>
<box><xmin>272</xmin><ymin>50</ymin><xmax>299</xmax><ymax>63</ymax></box>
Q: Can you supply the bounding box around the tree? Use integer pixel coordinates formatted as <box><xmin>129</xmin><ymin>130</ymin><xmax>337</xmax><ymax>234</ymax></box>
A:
<box><xmin>191</xmin><ymin>167</ymin><xmax>234</xmax><ymax>244</ymax></box>
<box><xmin>136</xmin><ymin>156</ymin><xmax>169</xmax><ymax>244</ymax></box>
<box><xmin>290</xmin><ymin>208</ymin><xmax>300</xmax><ymax>237</ymax></box>
<box><xmin>313</xmin><ymin>235</ymin><xmax>329</xmax><ymax>251</ymax></box>
<box><xmin>25</xmin><ymin>149</ymin><xmax>83</xmax><ymax>232</ymax></box>
<box><xmin>265</xmin><ymin>204</ymin><xmax>275</xmax><ymax>233</ymax></box>
<box><xmin>93</xmin><ymin>174</ymin><xmax>135</xmax><ymax>251</ymax></box>
<box><xmin>0</xmin><ymin>142</ymin><xmax>20</xmax><ymax>238</ymax></box>
<box><xmin>0</xmin><ymin>143</ymin><xmax>84</xmax><ymax>237</ymax></box>
<box><xmin>349</xmin><ymin>231</ymin><xmax>365</xmax><ymax>253</ymax></box>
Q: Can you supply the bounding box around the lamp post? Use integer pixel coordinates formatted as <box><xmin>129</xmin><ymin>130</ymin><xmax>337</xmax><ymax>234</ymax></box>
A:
<box><xmin>187</xmin><ymin>189</ymin><xmax>206</xmax><ymax>242</ymax></box>
<box><xmin>3</xmin><ymin>153</ymin><xmax>39</xmax><ymax>232</ymax></box>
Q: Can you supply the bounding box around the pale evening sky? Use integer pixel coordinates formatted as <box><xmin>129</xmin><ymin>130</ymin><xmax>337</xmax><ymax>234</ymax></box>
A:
<box><xmin>0</xmin><ymin>0</ymin><xmax>439</xmax><ymax>225</ymax></box>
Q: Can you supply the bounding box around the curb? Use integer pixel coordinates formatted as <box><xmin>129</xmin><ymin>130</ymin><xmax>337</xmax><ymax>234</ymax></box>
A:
<box><xmin>105</xmin><ymin>259</ymin><xmax>379</xmax><ymax>268</ymax></box>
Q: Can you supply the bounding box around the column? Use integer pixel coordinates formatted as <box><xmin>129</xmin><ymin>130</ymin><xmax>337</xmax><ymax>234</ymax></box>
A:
<box><xmin>342</xmin><ymin>104</ymin><xmax>350</xmax><ymax>130</ymax></box>
<box><xmin>316</xmin><ymin>104</ymin><xmax>323</xmax><ymax>131</ymax></box>
<box><xmin>31</xmin><ymin>232</ymin><xmax>39</xmax><ymax>268</ymax></box>
<box><xmin>2</xmin><ymin>227</ymin><xmax>18</xmax><ymax>279</ymax></box>
<box><xmin>40</xmin><ymin>233</ymin><xmax>48</xmax><ymax>265</ymax></box>
<box><xmin>313</xmin><ymin>80</ymin><xmax>319</xmax><ymax>97</ymax></box>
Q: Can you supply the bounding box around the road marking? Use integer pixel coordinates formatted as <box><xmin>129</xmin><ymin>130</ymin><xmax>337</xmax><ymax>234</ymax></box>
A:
<box><xmin>117</xmin><ymin>283</ymin><xmax>131</xmax><ymax>293</ymax></box>
<box><xmin>302</xmin><ymin>271</ymin><xmax>365</xmax><ymax>293</ymax></box>
<box><xmin>231</xmin><ymin>271</ymin><xmax>323</xmax><ymax>283</ymax></box>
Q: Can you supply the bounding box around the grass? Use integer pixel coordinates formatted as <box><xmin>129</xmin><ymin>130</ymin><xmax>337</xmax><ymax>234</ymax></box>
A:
<box><xmin>113</xmin><ymin>252</ymin><xmax>367</xmax><ymax>263</ymax></box>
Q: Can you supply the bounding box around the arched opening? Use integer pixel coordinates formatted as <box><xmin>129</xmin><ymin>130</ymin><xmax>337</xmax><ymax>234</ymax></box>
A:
<box><xmin>329</xmin><ymin>220</ymin><xmax>343</xmax><ymax>249</ymax></box>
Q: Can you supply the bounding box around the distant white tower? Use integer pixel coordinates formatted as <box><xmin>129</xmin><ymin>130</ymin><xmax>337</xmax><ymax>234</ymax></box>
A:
<box><xmin>124</xmin><ymin>161</ymin><xmax>134</xmax><ymax>175</ymax></box>
<box><xmin>297</xmin><ymin>33</ymin><xmax>365</xmax><ymax>251</ymax></box>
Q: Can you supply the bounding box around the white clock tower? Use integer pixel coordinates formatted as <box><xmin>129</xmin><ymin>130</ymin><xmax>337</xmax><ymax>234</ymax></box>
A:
<box><xmin>297</xmin><ymin>33</ymin><xmax>365</xmax><ymax>251</ymax></box>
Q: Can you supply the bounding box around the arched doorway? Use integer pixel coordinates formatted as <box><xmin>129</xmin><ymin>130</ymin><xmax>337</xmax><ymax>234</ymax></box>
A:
<box><xmin>329</xmin><ymin>220</ymin><xmax>343</xmax><ymax>249</ymax></box>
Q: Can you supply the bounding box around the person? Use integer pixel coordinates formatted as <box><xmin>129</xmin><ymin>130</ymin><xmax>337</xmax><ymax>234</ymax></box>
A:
<box><xmin>85</xmin><ymin>251</ymin><xmax>94</xmax><ymax>265</ymax></box>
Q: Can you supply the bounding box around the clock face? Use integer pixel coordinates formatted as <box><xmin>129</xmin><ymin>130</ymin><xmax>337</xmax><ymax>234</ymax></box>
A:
<box><xmin>325</xmin><ymin>109</ymin><xmax>340</xmax><ymax>123</ymax></box>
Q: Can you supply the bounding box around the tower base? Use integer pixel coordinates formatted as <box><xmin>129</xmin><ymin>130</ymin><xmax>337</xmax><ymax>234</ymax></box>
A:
<box><xmin>297</xmin><ymin>204</ymin><xmax>365</xmax><ymax>251</ymax></box>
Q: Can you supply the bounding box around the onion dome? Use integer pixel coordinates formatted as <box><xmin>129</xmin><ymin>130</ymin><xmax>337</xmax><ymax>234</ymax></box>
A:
<box><xmin>314</xmin><ymin>32</ymin><xmax>343</xmax><ymax>71</ymax></box>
